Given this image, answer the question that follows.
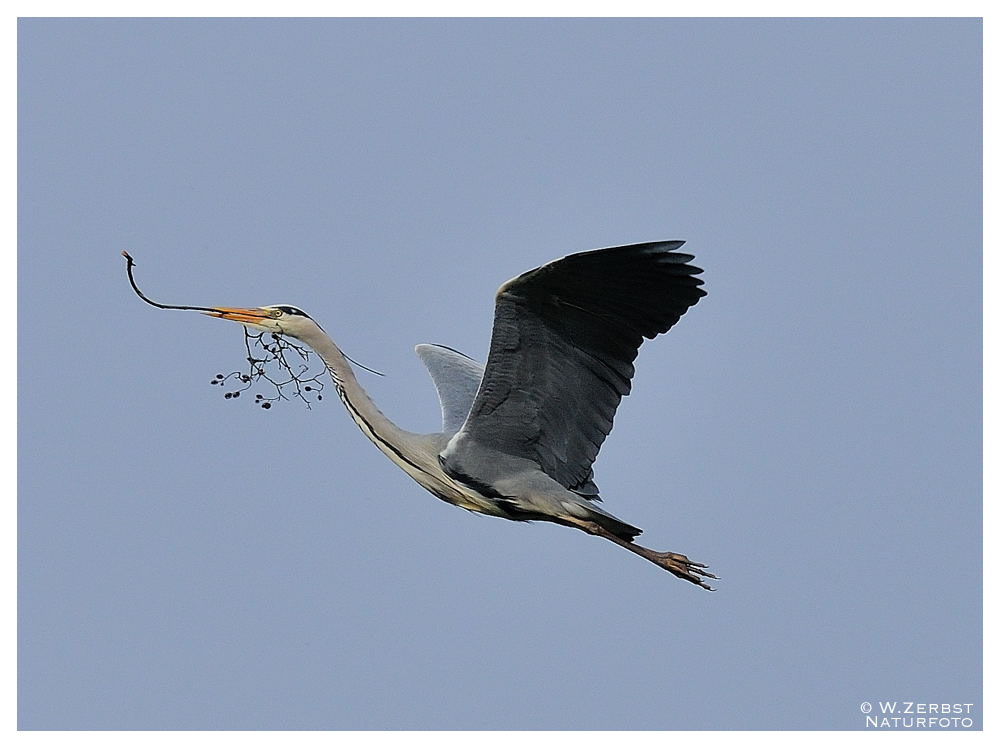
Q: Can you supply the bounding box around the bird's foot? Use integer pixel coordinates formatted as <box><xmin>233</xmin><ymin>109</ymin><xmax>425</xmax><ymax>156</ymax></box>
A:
<box><xmin>579</xmin><ymin>520</ymin><xmax>717</xmax><ymax>590</ymax></box>
<box><xmin>647</xmin><ymin>551</ymin><xmax>717</xmax><ymax>590</ymax></box>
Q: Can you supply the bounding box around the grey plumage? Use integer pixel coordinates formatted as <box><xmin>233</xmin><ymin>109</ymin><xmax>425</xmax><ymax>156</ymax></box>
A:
<box><xmin>414</xmin><ymin>343</ymin><xmax>484</xmax><ymax>435</ymax></box>
<box><xmin>451</xmin><ymin>241</ymin><xmax>704</xmax><ymax>500</ymax></box>
<box><xmin>196</xmin><ymin>240</ymin><xmax>715</xmax><ymax>588</ymax></box>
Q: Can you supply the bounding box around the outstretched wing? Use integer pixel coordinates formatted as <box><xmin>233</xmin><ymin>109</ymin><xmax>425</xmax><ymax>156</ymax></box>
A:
<box><xmin>415</xmin><ymin>343</ymin><xmax>485</xmax><ymax>434</ymax></box>
<box><xmin>450</xmin><ymin>241</ymin><xmax>705</xmax><ymax>498</ymax></box>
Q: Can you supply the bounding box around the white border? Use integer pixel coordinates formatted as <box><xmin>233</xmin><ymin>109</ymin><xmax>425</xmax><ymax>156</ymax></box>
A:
<box><xmin>11</xmin><ymin>8</ymin><xmax>987</xmax><ymax>742</ymax></box>
<box><xmin>8</xmin><ymin>2</ymin><xmax>993</xmax><ymax>18</ymax></box>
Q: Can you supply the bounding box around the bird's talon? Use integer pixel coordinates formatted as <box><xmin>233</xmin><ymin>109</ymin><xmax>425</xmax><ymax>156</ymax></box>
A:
<box><xmin>649</xmin><ymin>551</ymin><xmax>716</xmax><ymax>589</ymax></box>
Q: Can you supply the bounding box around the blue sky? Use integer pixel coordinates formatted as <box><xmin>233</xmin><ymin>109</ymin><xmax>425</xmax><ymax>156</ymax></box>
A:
<box><xmin>18</xmin><ymin>18</ymin><xmax>981</xmax><ymax>729</ymax></box>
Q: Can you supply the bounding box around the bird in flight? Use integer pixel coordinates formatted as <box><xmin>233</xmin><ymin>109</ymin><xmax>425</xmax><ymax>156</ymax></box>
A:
<box><xmin>124</xmin><ymin>241</ymin><xmax>714</xmax><ymax>588</ymax></box>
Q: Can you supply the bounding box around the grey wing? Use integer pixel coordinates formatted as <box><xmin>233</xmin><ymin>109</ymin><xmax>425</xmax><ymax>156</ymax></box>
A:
<box><xmin>415</xmin><ymin>343</ymin><xmax>485</xmax><ymax>434</ymax></box>
<box><xmin>448</xmin><ymin>241</ymin><xmax>705</xmax><ymax>500</ymax></box>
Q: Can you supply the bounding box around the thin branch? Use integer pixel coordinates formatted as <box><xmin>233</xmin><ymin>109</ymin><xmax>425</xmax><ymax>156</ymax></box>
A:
<box><xmin>212</xmin><ymin>329</ymin><xmax>332</xmax><ymax>410</ymax></box>
<box><xmin>121</xmin><ymin>250</ymin><xmax>219</xmax><ymax>313</ymax></box>
<box><xmin>123</xmin><ymin>251</ymin><xmax>332</xmax><ymax>410</ymax></box>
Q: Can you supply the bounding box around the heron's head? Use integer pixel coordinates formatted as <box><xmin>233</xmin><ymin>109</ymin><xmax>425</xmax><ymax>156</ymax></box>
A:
<box><xmin>205</xmin><ymin>304</ymin><xmax>321</xmax><ymax>340</ymax></box>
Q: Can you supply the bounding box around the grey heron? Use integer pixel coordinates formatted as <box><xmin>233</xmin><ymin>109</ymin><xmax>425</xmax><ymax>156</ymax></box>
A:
<box><xmin>130</xmin><ymin>241</ymin><xmax>714</xmax><ymax>588</ymax></box>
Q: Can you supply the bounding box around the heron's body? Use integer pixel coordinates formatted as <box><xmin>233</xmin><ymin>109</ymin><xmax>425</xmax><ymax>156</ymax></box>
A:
<box><xmin>197</xmin><ymin>241</ymin><xmax>715</xmax><ymax>588</ymax></box>
<box><xmin>325</xmin><ymin>338</ymin><xmax>639</xmax><ymax>532</ymax></box>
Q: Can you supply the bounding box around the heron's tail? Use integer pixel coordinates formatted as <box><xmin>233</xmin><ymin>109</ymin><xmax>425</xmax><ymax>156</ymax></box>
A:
<box><xmin>596</xmin><ymin>514</ymin><xmax>643</xmax><ymax>542</ymax></box>
<box><xmin>571</xmin><ymin>502</ymin><xmax>643</xmax><ymax>542</ymax></box>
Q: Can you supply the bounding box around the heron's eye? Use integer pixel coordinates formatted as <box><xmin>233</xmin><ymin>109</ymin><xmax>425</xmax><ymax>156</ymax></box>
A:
<box><xmin>268</xmin><ymin>309</ymin><xmax>283</xmax><ymax>319</ymax></box>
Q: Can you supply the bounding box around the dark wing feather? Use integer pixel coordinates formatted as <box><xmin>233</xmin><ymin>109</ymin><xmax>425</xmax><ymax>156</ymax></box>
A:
<box><xmin>455</xmin><ymin>241</ymin><xmax>705</xmax><ymax>499</ymax></box>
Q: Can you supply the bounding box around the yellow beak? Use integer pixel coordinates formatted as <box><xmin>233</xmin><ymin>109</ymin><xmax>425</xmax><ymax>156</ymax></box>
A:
<box><xmin>203</xmin><ymin>306</ymin><xmax>271</xmax><ymax>324</ymax></box>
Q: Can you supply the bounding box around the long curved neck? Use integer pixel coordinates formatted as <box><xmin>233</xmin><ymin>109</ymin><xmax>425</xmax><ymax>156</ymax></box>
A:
<box><xmin>298</xmin><ymin>327</ymin><xmax>415</xmax><ymax>457</ymax></box>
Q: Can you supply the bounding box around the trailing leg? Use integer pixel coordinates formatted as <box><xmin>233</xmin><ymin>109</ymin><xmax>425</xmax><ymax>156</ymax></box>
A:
<box><xmin>579</xmin><ymin>521</ymin><xmax>716</xmax><ymax>590</ymax></box>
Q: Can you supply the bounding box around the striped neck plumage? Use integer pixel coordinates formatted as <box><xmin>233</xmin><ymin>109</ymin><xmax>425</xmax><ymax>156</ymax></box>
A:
<box><xmin>292</xmin><ymin>325</ymin><xmax>411</xmax><ymax>452</ymax></box>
